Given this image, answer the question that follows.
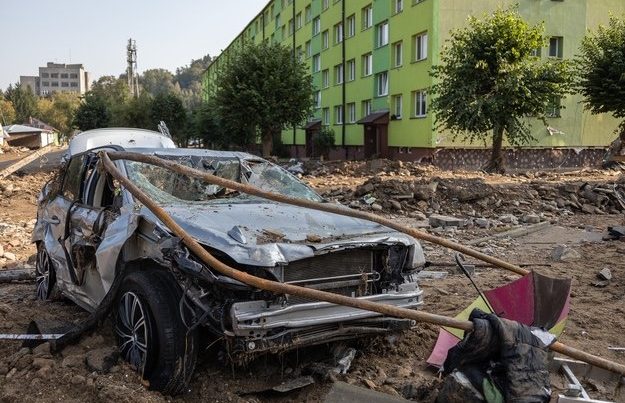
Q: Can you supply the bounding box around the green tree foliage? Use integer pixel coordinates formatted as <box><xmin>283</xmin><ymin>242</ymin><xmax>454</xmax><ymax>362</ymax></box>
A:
<box><xmin>212</xmin><ymin>42</ymin><xmax>313</xmax><ymax>157</ymax></box>
<box><xmin>151</xmin><ymin>93</ymin><xmax>187</xmax><ymax>145</ymax></box>
<box><xmin>312</xmin><ymin>127</ymin><xmax>336</xmax><ymax>159</ymax></box>
<box><xmin>0</xmin><ymin>96</ymin><xmax>16</xmax><ymax>125</ymax></box>
<box><xmin>89</xmin><ymin>76</ymin><xmax>132</xmax><ymax>126</ymax></box>
<box><xmin>140</xmin><ymin>69</ymin><xmax>178</xmax><ymax>97</ymax></box>
<box><xmin>190</xmin><ymin>99</ymin><xmax>223</xmax><ymax>148</ymax></box>
<box><xmin>123</xmin><ymin>92</ymin><xmax>154</xmax><ymax>129</ymax></box>
<box><xmin>73</xmin><ymin>93</ymin><xmax>110</xmax><ymax>131</ymax></box>
<box><xmin>430</xmin><ymin>8</ymin><xmax>571</xmax><ymax>173</ymax></box>
<box><xmin>4</xmin><ymin>83</ymin><xmax>39</xmax><ymax>123</ymax></box>
<box><xmin>575</xmin><ymin>15</ymin><xmax>625</xmax><ymax>165</ymax></box>
<box><xmin>37</xmin><ymin>92</ymin><xmax>81</xmax><ymax>139</ymax></box>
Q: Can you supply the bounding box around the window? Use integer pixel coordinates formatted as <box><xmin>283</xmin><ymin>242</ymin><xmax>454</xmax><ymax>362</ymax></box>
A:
<box><xmin>322</xmin><ymin>107</ymin><xmax>330</xmax><ymax>125</ymax></box>
<box><xmin>322</xmin><ymin>0</ymin><xmax>329</xmax><ymax>10</ymax></box>
<box><xmin>395</xmin><ymin>0</ymin><xmax>403</xmax><ymax>13</ymax></box>
<box><xmin>393</xmin><ymin>41</ymin><xmax>403</xmax><ymax>67</ymax></box>
<box><xmin>376</xmin><ymin>21</ymin><xmax>389</xmax><ymax>47</ymax></box>
<box><xmin>296</xmin><ymin>12</ymin><xmax>302</xmax><ymax>29</ymax></box>
<box><xmin>305</xmin><ymin>40</ymin><xmax>312</xmax><ymax>57</ymax></box>
<box><xmin>334</xmin><ymin>105</ymin><xmax>344</xmax><ymax>124</ymax></box>
<box><xmin>296</xmin><ymin>46</ymin><xmax>304</xmax><ymax>61</ymax></box>
<box><xmin>312</xmin><ymin>54</ymin><xmax>321</xmax><ymax>72</ymax></box>
<box><xmin>531</xmin><ymin>47</ymin><xmax>541</xmax><ymax>57</ymax></box>
<box><xmin>51</xmin><ymin>73</ymin><xmax>59</xmax><ymax>78</ymax></box>
<box><xmin>393</xmin><ymin>94</ymin><xmax>403</xmax><ymax>119</ymax></box>
<box><xmin>334</xmin><ymin>22</ymin><xmax>343</xmax><ymax>44</ymax></box>
<box><xmin>362</xmin><ymin>99</ymin><xmax>372</xmax><ymax>117</ymax></box>
<box><xmin>334</xmin><ymin>63</ymin><xmax>344</xmax><ymax>84</ymax></box>
<box><xmin>362</xmin><ymin>53</ymin><xmax>373</xmax><ymax>76</ymax></box>
<box><xmin>549</xmin><ymin>36</ymin><xmax>563</xmax><ymax>58</ymax></box>
<box><xmin>546</xmin><ymin>96</ymin><xmax>562</xmax><ymax>118</ymax></box>
<box><xmin>346</xmin><ymin>59</ymin><xmax>356</xmax><ymax>81</ymax></box>
<box><xmin>413</xmin><ymin>90</ymin><xmax>427</xmax><ymax>117</ymax></box>
<box><xmin>414</xmin><ymin>32</ymin><xmax>428</xmax><ymax>61</ymax></box>
<box><xmin>362</xmin><ymin>4</ymin><xmax>373</xmax><ymax>29</ymax></box>
<box><xmin>70</xmin><ymin>82</ymin><xmax>78</xmax><ymax>87</ymax></box>
<box><xmin>305</xmin><ymin>5</ymin><xmax>312</xmax><ymax>23</ymax></box>
<box><xmin>275</xmin><ymin>13</ymin><xmax>281</xmax><ymax>28</ymax></box>
<box><xmin>312</xmin><ymin>17</ymin><xmax>321</xmax><ymax>35</ymax></box>
<box><xmin>288</xmin><ymin>18</ymin><xmax>294</xmax><ymax>35</ymax></box>
<box><xmin>61</xmin><ymin>82</ymin><xmax>69</xmax><ymax>87</ymax></box>
<box><xmin>60</xmin><ymin>73</ymin><xmax>69</xmax><ymax>79</ymax></box>
<box><xmin>376</xmin><ymin>71</ymin><xmax>388</xmax><ymax>96</ymax></box>
<box><xmin>51</xmin><ymin>81</ymin><xmax>59</xmax><ymax>87</ymax></box>
<box><xmin>313</xmin><ymin>91</ymin><xmax>322</xmax><ymax>109</ymax></box>
<box><xmin>41</xmin><ymin>73</ymin><xmax>49</xmax><ymax>78</ymax></box>
<box><xmin>322</xmin><ymin>69</ymin><xmax>330</xmax><ymax>88</ymax></box>
<box><xmin>347</xmin><ymin>103</ymin><xmax>356</xmax><ymax>123</ymax></box>
<box><xmin>322</xmin><ymin>30</ymin><xmax>329</xmax><ymax>49</ymax></box>
<box><xmin>62</xmin><ymin>155</ymin><xmax>86</xmax><ymax>200</ymax></box>
<box><xmin>346</xmin><ymin>14</ymin><xmax>356</xmax><ymax>37</ymax></box>
<box><xmin>42</xmin><ymin>81</ymin><xmax>49</xmax><ymax>86</ymax></box>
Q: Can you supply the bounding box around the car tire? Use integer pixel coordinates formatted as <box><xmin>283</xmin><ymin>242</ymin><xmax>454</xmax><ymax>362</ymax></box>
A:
<box><xmin>35</xmin><ymin>243</ymin><xmax>61</xmax><ymax>300</ymax></box>
<box><xmin>114</xmin><ymin>269</ymin><xmax>198</xmax><ymax>395</ymax></box>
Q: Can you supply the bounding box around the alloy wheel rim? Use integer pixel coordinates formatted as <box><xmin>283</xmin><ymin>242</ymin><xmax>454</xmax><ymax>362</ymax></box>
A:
<box><xmin>115</xmin><ymin>291</ymin><xmax>149</xmax><ymax>373</ymax></box>
<box><xmin>35</xmin><ymin>249</ymin><xmax>51</xmax><ymax>300</ymax></box>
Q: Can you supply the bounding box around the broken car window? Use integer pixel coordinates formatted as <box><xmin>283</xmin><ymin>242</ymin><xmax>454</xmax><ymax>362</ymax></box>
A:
<box><xmin>124</xmin><ymin>156</ymin><xmax>322</xmax><ymax>205</ymax></box>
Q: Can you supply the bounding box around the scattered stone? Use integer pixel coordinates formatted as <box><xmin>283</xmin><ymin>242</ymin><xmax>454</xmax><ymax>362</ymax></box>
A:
<box><xmin>597</xmin><ymin>268</ymin><xmax>612</xmax><ymax>281</ymax></box>
<box><xmin>71</xmin><ymin>375</ymin><xmax>86</xmax><ymax>385</ymax></box>
<box><xmin>429</xmin><ymin>214</ymin><xmax>466</xmax><ymax>228</ymax></box>
<box><xmin>3</xmin><ymin>251</ymin><xmax>16</xmax><ymax>261</ymax></box>
<box><xmin>363</xmin><ymin>378</ymin><xmax>378</xmax><ymax>390</ymax></box>
<box><xmin>32</xmin><ymin>358</ymin><xmax>55</xmax><ymax>370</ymax></box>
<box><xmin>14</xmin><ymin>354</ymin><xmax>33</xmax><ymax>370</ymax></box>
<box><xmin>389</xmin><ymin>200</ymin><xmax>402</xmax><ymax>210</ymax></box>
<box><xmin>522</xmin><ymin>214</ymin><xmax>541</xmax><ymax>224</ymax></box>
<box><xmin>306</xmin><ymin>234</ymin><xmax>322</xmax><ymax>243</ymax></box>
<box><xmin>62</xmin><ymin>354</ymin><xmax>86</xmax><ymax>369</ymax></box>
<box><xmin>32</xmin><ymin>342</ymin><xmax>51</xmax><ymax>357</ymax></box>
<box><xmin>371</xmin><ymin>203</ymin><xmax>383</xmax><ymax>211</ymax></box>
<box><xmin>581</xmin><ymin>204</ymin><xmax>597</xmax><ymax>214</ymax></box>
<box><xmin>0</xmin><ymin>244</ymin><xmax>4</xmax><ymax>256</ymax></box>
<box><xmin>499</xmin><ymin>214</ymin><xmax>518</xmax><ymax>225</ymax></box>
<box><xmin>474</xmin><ymin>218</ymin><xmax>490</xmax><ymax>228</ymax></box>
<box><xmin>551</xmin><ymin>245</ymin><xmax>581</xmax><ymax>262</ymax></box>
<box><xmin>85</xmin><ymin>347</ymin><xmax>119</xmax><ymax>373</ymax></box>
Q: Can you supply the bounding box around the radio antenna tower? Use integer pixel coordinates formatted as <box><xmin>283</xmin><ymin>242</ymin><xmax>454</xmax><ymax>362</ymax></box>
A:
<box><xmin>126</xmin><ymin>38</ymin><xmax>139</xmax><ymax>97</ymax></box>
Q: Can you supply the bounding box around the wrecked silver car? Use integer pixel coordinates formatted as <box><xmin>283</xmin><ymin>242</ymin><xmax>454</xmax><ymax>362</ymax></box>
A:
<box><xmin>32</xmin><ymin>129</ymin><xmax>425</xmax><ymax>394</ymax></box>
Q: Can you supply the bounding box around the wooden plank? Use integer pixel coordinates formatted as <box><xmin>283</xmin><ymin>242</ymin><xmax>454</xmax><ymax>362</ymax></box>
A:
<box><xmin>0</xmin><ymin>145</ymin><xmax>53</xmax><ymax>179</ymax></box>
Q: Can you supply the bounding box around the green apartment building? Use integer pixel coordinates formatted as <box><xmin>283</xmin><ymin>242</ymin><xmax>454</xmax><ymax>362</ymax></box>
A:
<box><xmin>204</xmin><ymin>0</ymin><xmax>625</xmax><ymax>164</ymax></box>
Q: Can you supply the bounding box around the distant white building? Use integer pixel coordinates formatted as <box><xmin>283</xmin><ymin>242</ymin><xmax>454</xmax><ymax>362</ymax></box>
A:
<box><xmin>20</xmin><ymin>62</ymin><xmax>91</xmax><ymax>96</ymax></box>
<box><xmin>3</xmin><ymin>124</ymin><xmax>57</xmax><ymax>149</ymax></box>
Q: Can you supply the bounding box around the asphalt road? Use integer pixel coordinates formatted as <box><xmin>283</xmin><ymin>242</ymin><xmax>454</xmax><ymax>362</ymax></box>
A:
<box><xmin>0</xmin><ymin>147</ymin><xmax>66</xmax><ymax>174</ymax></box>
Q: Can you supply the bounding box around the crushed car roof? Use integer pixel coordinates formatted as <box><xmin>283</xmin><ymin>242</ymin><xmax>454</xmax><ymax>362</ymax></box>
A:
<box><xmin>68</xmin><ymin>128</ymin><xmax>176</xmax><ymax>156</ymax></box>
<box><xmin>126</xmin><ymin>147</ymin><xmax>260</xmax><ymax>160</ymax></box>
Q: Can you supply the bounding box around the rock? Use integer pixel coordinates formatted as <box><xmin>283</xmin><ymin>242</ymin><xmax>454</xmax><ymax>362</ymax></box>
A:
<box><xmin>35</xmin><ymin>366</ymin><xmax>52</xmax><ymax>379</ymax></box>
<box><xmin>429</xmin><ymin>214</ymin><xmax>466</xmax><ymax>228</ymax></box>
<box><xmin>363</xmin><ymin>378</ymin><xmax>378</xmax><ymax>390</ymax></box>
<box><xmin>597</xmin><ymin>268</ymin><xmax>612</xmax><ymax>281</ymax></box>
<box><xmin>3</xmin><ymin>252</ymin><xmax>16</xmax><ymax>261</ymax></box>
<box><xmin>354</xmin><ymin>182</ymin><xmax>374</xmax><ymax>197</ymax></box>
<box><xmin>85</xmin><ymin>347</ymin><xmax>119</xmax><ymax>373</ymax></box>
<box><xmin>522</xmin><ymin>214</ymin><xmax>541</xmax><ymax>224</ymax></box>
<box><xmin>408</xmin><ymin>211</ymin><xmax>427</xmax><ymax>220</ymax></box>
<box><xmin>499</xmin><ymin>214</ymin><xmax>518</xmax><ymax>225</ymax></box>
<box><xmin>62</xmin><ymin>354</ymin><xmax>86</xmax><ymax>369</ymax></box>
<box><xmin>371</xmin><ymin>203</ymin><xmax>383</xmax><ymax>211</ymax></box>
<box><xmin>413</xmin><ymin>182</ymin><xmax>437</xmax><ymax>200</ymax></box>
<box><xmin>32</xmin><ymin>358</ymin><xmax>54</xmax><ymax>369</ymax></box>
<box><xmin>5</xmin><ymin>367</ymin><xmax>17</xmax><ymax>380</ymax></box>
<box><xmin>0</xmin><ymin>244</ymin><xmax>4</xmax><ymax>256</ymax></box>
<box><xmin>389</xmin><ymin>200</ymin><xmax>402</xmax><ymax>210</ymax></box>
<box><xmin>474</xmin><ymin>218</ymin><xmax>490</xmax><ymax>228</ymax></box>
<box><xmin>581</xmin><ymin>203</ymin><xmax>597</xmax><ymax>214</ymax></box>
<box><xmin>306</xmin><ymin>234</ymin><xmax>322</xmax><ymax>243</ymax></box>
<box><xmin>0</xmin><ymin>363</ymin><xmax>8</xmax><ymax>375</ymax></box>
<box><xmin>551</xmin><ymin>245</ymin><xmax>581</xmax><ymax>262</ymax></box>
<box><xmin>32</xmin><ymin>342</ymin><xmax>51</xmax><ymax>357</ymax></box>
<box><xmin>7</xmin><ymin>347</ymin><xmax>30</xmax><ymax>368</ymax></box>
<box><xmin>71</xmin><ymin>375</ymin><xmax>86</xmax><ymax>385</ymax></box>
<box><xmin>14</xmin><ymin>354</ymin><xmax>33</xmax><ymax>370</ymax></box>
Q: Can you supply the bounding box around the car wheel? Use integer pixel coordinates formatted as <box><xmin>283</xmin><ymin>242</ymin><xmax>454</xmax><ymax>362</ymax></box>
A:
<box><xmin>114</xmin><ymin>269</ymin><xmax>198</xmax><ymax>395</ymax></box>
<box><xmin>35</xmin><ymin>243</ymin><xmax>59</xmax><ymax>300</ymax></box>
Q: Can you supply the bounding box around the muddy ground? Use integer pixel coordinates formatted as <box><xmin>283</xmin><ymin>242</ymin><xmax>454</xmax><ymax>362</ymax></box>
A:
<box><xmin>0</xmin><ymin>152</ymin><xmax>624</xmax><ymax>402</ymax></box>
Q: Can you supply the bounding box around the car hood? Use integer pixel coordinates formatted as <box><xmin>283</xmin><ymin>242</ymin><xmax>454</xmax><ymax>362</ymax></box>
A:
<box><xmin>140</xmin><ymin>201</ymin><xmax>422</xmax><ymax>267</ymax></box>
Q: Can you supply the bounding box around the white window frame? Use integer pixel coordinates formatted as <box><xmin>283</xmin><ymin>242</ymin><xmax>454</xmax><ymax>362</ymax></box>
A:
<box><xmin>376</xmin><ymin>21</ymin><xmax>389</xmax><ymax>47</ymax></box>
<box><xmin>313</xmin><ymin>91</ymin><xmax>322</xmax><ymax>109</ymax></box>
<box><xmin>334</xmin><ymin>105</ymin><xmax>344</xmax><ymax>124</ymax></box>
<box><xmin>322</xmin><ymin>107</ymin><xmax>330</xmax><ymax>125</ymax></box>
<box><xmin>347</xmin><ymin>102</ymin><xmax>356</xmax><ymax>123</ymax></box>
<box><xmin>346</xmin><ymin>59</ymin><xmax>356</xmax><ymax>81</ymax></box>
<box><xmin>376</xmin><ymin>71</ymin><xmax>388</xmax><ymax>96</ymax></box>
<box><xmin>363</xmin><ymin>53</ymin><xmax>373</xmax><ymax>76</ymax></box>
<box><xmin>362</xmin><ymin>5</ymin><xmax>373</xmax><ymax>29</ymax></box>
<box><xmin>312</xmin><ymin>17</ymin><xmax>321</xmax><ymax>35</ymax></box>
<box><xmin>322</xmin><ymin>30</ymin><xmax>329</xmax><ymax>49</ymax></box>
<box><xmin>415</xmin><ymin>32</ymin><xmax>428</xmax><ymax>61</ymax></box>
<box><xmin>305</xmin><ymin>40</ymin><xmax>312</xmax><ymax>57</ymax></box>
<box><xmin>312</xmin><ymin>54</ymin><xmax>321</xmax><ymax>72</ymax></box>
<box><xmin>363</xmin><ymin>99</ymin><xmax>372</xmax><ymax>116</ymax></box>
<box><xmin>335</xmin><ymin>63</ymin><xmax>344</xmax><ymax>85</ymax></box>
<box><xmin>305</xmin><ymin>5</ymin><xmax>312</xmax><ymax>23</ymax></box>
<box><xmin>393</xmin><ymin>94</ymin><xmax>403</xmax><ymax>119</ymax></box>
<box><xmin>322</xmin><ymin>0</ymin><xmax>329</xmax><ymax>10</ymax></box>
<box><xmin>322</xmin><ymin>69</ymin><xmax>330</xmax><ymax>88</ymax></box>
<box><xmin>393</xmin><ymin>41</ymin><xmax>403</xmax><ymax>67</ymax></box>
<box><xmin>334</xmin><ymin>22</ymin><xmax>344</xmax><ymax>44</ymax></box>
<box><xmin>296</xmin><ymin>12</ymin><xmax>302</xmax><ymax>29</ymax></box>
<box><xmin>549</xmin><ymin>36</ymin><xmax>563</xmax><ymax>58</ymax></box>
<box><xmin>346</xmin><ymin>15</ymin><xmax>356</xmax><ymax>37</ymax></box>
<box><xmin>414</xmin><ymin>91</ymin><xmax>427</xmax><ymax>117</ymax></box>
<box><xmin>395</xmin><ymin>0</ymin><xmax>403</xmax><ymax>13</ymax></box>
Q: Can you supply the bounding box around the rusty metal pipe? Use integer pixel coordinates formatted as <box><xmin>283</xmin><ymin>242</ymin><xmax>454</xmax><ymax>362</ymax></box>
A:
<box><xmin>101</xmin><ymin>151</ymin><xmax>625</xmax><ymax>377</ymax></box>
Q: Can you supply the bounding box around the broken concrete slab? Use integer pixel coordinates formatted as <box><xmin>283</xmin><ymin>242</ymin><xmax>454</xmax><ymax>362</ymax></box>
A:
<box><xmin>428</xmin><ymin>214</ymin><xmax>466</xmax><ymax>228</ymax></box>
<box><xmin>597</xmin><ymin>268</ymin><xmax>612</xmax><ymax>281</ymax></box>
<box><xmin>551</xmin><ymin>245</ymin><xmax>581</xmax><ymax>262</ymax></box>
<box><xmin>323</xmin><ymin>381</ymin><xmax>410</xmax><ymax>403</ymax></box>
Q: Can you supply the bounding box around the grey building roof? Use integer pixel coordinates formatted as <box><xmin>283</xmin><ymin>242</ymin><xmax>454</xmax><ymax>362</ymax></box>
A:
<box><xmin>3</xmin><ymin>124</ymin><xmax>47</xmax><ymax>135</ymax></box>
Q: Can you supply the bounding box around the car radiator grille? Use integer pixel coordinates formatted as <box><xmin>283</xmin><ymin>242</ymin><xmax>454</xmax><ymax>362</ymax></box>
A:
<box><xmin>284</xmin><ymin>248</ymin><xmax>377</xmax><ymax>304</ymax></box>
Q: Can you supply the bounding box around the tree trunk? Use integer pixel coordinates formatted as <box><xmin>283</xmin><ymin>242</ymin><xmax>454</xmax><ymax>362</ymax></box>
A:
<box><xmin>261</xmin><ymin>132</ymin><xmax>273</xmax><ymax>158</ymax></box>
<box><xmin>602</xmin><ymin>123</ymin><xmax>625</xmax><ymax>168</ymax></box>
<box><xmin>482</xmin><ymin>124</ymin><xmax>505</xmax><ymax>174</ymax></box>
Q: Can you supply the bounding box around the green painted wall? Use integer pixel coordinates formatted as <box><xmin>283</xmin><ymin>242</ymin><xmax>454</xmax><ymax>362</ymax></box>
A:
<box><xmin>204</xmin><ymin>0</ymin><xmax>624</xmax><ymax>151</ymax></box>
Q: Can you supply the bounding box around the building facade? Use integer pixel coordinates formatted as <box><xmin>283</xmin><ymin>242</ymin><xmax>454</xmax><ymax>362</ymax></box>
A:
<box><xmin>203</xmin><ymin>0</ymin><xmax>625</xmax><ymax>162</ymax></box>
<box><xmin>20</xmin><ymin>63</ymin><xmax>91</xmax><ymax>96</ymax></box>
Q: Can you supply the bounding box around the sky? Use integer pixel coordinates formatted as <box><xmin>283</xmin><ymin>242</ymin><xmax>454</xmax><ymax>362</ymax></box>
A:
<box><xmin>0</xmin><ymin>0</ymin><xmax>268</xmax><ymax>90</ymax></box>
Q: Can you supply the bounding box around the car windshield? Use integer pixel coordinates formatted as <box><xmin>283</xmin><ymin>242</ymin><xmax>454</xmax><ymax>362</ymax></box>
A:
<box><xmin>124</xmin><ymin>155</ymin><xmax>323</xmax><ymax>204</ymax></box>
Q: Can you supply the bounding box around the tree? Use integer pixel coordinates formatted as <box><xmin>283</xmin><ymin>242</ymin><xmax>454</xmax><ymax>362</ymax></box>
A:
<box><xmin>122</xmin><ymin>92</ymin><xmax>154</xmax><ymax>129</ymax></box>
<box><xmin>190</xmin><ymin>99</ymin><xmax>224</xmax><ymax>148</ymax></box>
<box><xmin>575</xmin><ymin>15</ymin><xmax>625</xmax><ymax>166</ymax></box>
<box><xmin>140</xmin><ymin>69</ymin><xmax>178</xmax><ymax>97</ymax></box>
<box><xmin>37</xmin><ymin>92</ymin><xmax>81</xmax><ymax>139</ymax></box>
<box><xmin>73</xmin><ymin>93</ymin><xmax>110</xmax><ymax>131</ymax></box>
<box><xmin>212</xmin><ymin>42</ymin><xmax>313</xmax><ymax>157</ymax></box>
<box><xmin>430</xmin><ymin>8</ymin><xmax>571</xmax><ymax>173</ymax></box>
<box><xmin>5</xmin><ymin>83</ymin><xmax>38</xmax><ymax>123</ymax></box>
<box><xmin>89</xmin><ymin>76</ymin><xmax>132</xmax><ymax>126</ymax></box>
<box><xmin>151</xmin><ymin>93</ymin><xmax>187</xmax><ymax>145</ymax></box>
<box><xmin>0</xmin><ymin>96</ymin><xmax>16</xmax><ymax>125</ymax></box>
